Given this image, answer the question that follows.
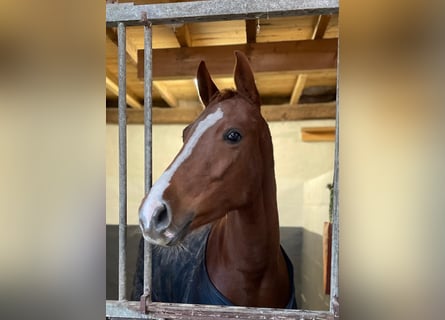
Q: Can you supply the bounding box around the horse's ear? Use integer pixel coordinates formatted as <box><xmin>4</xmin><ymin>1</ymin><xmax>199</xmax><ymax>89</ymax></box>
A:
<box><xmin>234</xmin><ymin>51</ymin><xmax>261</xmax><ymax>108</ymax></box>
<box><xmin>196</xmin><ymin>61</ymin><xmax>219</xmax><ymax>107</ymax></box>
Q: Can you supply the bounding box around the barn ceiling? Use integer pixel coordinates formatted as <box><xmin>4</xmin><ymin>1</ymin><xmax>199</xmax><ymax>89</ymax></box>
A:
<box><xmin>106</xmin><ymin>0</ymin><xmax>338</xmax><ymax>124</ymax></box>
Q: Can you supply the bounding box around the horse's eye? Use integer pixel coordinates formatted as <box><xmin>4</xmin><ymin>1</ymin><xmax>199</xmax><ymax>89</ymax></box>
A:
<box><xmin>224</xmin><ymin>129</ymin><xmax>242</xmax><ymax>144</ymax></box>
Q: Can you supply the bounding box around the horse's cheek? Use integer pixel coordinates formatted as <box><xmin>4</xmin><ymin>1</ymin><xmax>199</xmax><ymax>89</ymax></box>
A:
<box><xmin>210</xmin><ymin>156</ymin><xmax>235</xmax><ymax>181</ymax></box>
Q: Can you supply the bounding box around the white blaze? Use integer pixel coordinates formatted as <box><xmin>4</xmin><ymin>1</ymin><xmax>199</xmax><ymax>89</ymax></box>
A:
<box><xmin>139</xmin><ymin>107</ymin><xmax>224</xmax><ymax>232</ymax></box>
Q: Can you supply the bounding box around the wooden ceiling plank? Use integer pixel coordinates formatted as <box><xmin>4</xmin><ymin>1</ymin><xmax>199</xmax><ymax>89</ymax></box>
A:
<box><xmin>106</xmin><ymin>27</ymin><xmax>138</xmax><ymax>64</ymax></box>
<box><xmin>137</xmin><ymin>38</ymin><xmax>338</xmax><ymax>79</ymax></box>
<box><xmin>106</xmin><ymin>76</ymin><xmax>143</xmax><ymax>109</ymax></box>
<box><xmin>245</xmin><ymin>19</ymin><xmax>258</xmax><ymax>44</ymax></box>
<box><xmin>312</xmin><ymin>14</ymin><xmax>331</xmax><ymax>40</ymax></box>
<box><xmin>106</xmin><ymin>102</ymin><xmax>335</xmax><ymax>124</ymax></box>
<box><xmin>153</xmin><ymin>81</ymin><xmax>179</xmax><ymax>108</ymax></box>
<box><xmin>289</xmin><ymin>74</ymin><xmax>308</xmax><ymax>104</ymax></box>
<box><xmin>174</xmin><ymin>23</ymin><xmax>193</xmax><ymax>47</ymax></box>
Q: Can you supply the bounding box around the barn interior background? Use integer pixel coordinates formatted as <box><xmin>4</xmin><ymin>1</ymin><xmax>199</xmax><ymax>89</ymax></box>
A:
<box><xmin>106</xmin><ymin>0</ymin><xmax>338</xmax><ymax>311</ymax></box>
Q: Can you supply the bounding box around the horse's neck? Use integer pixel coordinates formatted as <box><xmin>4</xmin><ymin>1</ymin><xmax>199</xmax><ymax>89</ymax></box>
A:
<box><xmin>210</xmin><ymin>187</ymin><xmax>281</xmax><ymax>271</ymax></box>
<box><xmin>216</xmin><ymin>126</ymin><xmax>282</xmax><ymax>268</ymax></box>
<box><xmin>206</xmin><ymin>152</ymin><xmax>290</xmax><ymax>307</ymax></box>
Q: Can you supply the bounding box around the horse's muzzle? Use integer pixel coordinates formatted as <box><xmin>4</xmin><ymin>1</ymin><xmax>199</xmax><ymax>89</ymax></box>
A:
<box><xmin>139</xmin><ymin>201</ymin><xmax>174</xmax><ymax>245</ymax></box>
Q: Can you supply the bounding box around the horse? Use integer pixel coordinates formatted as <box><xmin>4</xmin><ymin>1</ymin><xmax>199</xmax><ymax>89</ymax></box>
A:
<box><xmin>133</xmin><ymin>51</ymin><xmax>296</xmax><ymax>309</ymax></box>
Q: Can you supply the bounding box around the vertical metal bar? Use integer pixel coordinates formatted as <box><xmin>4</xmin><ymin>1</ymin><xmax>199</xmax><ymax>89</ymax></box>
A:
<box><xmin>330</xmin><ymin>38</ymin><xmax>340</xmax><ymax>319</ymax></box>
<box><xmin>117</xmin><ymin>22</ymin><xmax>127</xmax><ymax>302</ymax></box>
<box><xmin>143</xmin><ymin>21</ymin><xmax>153</xmax><ymax>303</ymax></box>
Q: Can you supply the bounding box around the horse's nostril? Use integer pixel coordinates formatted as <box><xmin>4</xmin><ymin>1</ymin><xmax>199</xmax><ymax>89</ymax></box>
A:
<box><xmin>152</xmin><ymin>204</ymin><xmax>171</xmax><ymax>232</ymax></box>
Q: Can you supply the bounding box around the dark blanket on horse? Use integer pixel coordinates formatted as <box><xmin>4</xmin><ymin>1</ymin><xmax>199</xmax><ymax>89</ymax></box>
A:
<box><xmin>132</xmin><ymin>225</ymin><xmax>297</xmax><ymax>308</ymax></box>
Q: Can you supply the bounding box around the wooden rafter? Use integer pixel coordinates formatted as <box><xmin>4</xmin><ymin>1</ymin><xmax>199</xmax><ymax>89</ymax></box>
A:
<box><xmin>245</xmin><ymin>19</ymin><xmax>257</xmax><ymax>44</ymax></box>
<box><xmin>106</xmin><ymin>27</ymin><xmax>138</xmax><ymax>64</ymax></box>
<box><xmin>174</xmin><ymin>23</ymin><xmax>192</xmax><ymax>47</ymax></box>
<box><xmin>153</xmin><ymin>81</ymin><xmax>178</xmax><ymax>108</ymax></box>
<box><xmin>106</xmin><ymin>76</ymin><xmax>143</xmax><ymax>109</ymax></box>
<box><xmin>137</xmin><ymin>38</ymin><xmax>338</xmax><ymax>79</ymax></box>
<box><xmin>106</xmin><ymin>102</ymin><xmax>335</xmax><ymax>124</ymax></box>
<box><xmin>289</xmin><ymin>74</ymin><xmax>308</xmax><ymax>104</ymax></box>
<box><xmin>312</xmin><ymin>14</ymin><xmax>331</xmax><ymax>40</ymax></box>
<box><xmin>301</xmin><ymin>126</ymin><xmax>335</xmax><ymax>142</ymax></box>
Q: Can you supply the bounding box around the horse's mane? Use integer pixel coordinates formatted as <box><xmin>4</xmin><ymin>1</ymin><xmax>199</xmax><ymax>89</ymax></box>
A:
<box><xmin>209</xmin><ymin>89</ymin><xmax>237</xmax><ymax>105</ymax></box>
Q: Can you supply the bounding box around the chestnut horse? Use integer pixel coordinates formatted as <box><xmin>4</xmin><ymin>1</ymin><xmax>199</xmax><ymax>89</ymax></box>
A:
<box><xmin>133</xmin><ymin>51</ymin><xmax>296</xmax><ymax>309</ymax></box>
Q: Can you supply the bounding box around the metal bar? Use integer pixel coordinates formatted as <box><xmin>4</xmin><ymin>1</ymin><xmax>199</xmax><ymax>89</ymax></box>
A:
<box><xmin>106</xmin><ymin>300</ymin><xmax>334</xmax><ymax>320</ymax></box>
<box><xmin>117</xmin><ymin>22</ymin><xmax>128</xmax><ymax>302</ymax></box>
<box><xmin>143</xmin><ymin>21</ymin><xmax>153</xmax><ymax>304</ymax></box>
<box><xmin>329</xmin><ymin>37</ymin><xmax>340</xmax><ymax>319</ymax></box>
<box><xmin>106</xmin><ymin>0</ymin><xmax>339</xmax><ymax>26</ymax></box>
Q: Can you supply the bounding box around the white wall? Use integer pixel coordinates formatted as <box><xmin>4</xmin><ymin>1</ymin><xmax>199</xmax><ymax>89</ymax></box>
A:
<box><xmin>106</xmin><ymin>120</ymin><xmax>335</xmax><ymax>226</ymax></box>
<box><xmin>300</xmin><ymin>171</ymin><xmax>333</xmax><ymax>309</ymax></box>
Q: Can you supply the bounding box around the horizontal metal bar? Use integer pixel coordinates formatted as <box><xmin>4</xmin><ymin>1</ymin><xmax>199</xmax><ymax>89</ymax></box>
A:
<box><xmin>106</xmin><ymin>300</ymin><xmax>334</xmax><ymax>320</ymax></box>
<box><xmin>106</xmin><ymin>0</ymin><xmax>339</xmax><ymax>26</ymax></box>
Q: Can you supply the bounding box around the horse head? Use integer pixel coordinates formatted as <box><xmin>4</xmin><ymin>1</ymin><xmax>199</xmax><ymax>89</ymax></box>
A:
<box><xmin>139</xmin><ymin>51</ymin><xmax>271</xmax><ymax>246</ymax></box>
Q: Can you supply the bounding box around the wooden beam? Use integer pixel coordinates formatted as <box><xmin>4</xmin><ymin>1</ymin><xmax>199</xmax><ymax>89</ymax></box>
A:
<box><xmin>312</xmin><ymin>14</ymin><xmax>331</xmax><ymax>40</ymax></box>
<box><xmin>301</xmin><ymin>126</ymin><xmax>336</xmax><ymax>142</ymax></box>
<box><xmin>107</xmin><ymin>300</ymin><xmax>334</xmax><ymax>320</ymax></box>
<box><xmin>106</xmin><ymin>27</ymin><xmax>118</xmax><ymax>44</ymax></box>
<box><xmin>174</xmin><ymin>23</ymin><xmax>192</xmax><ymax>47</ymax></box>
<box><xmin>289</xmin><ymin>74</ymin><xmax>308</xmax><ymax>104</ymax></box>
<box><xmin>137</xmin><ymin>39</ymin><xmax>338</xmax><ymax>79</ymax></box>
<box><xmin>106</xmin><ymin>106</ymin><xmax>203</xmax><ymax>124</ymax></box>
<box><xmin>245</xmin><ymin>19</ymin><xmax>257</xmax><ymax>44</ymax></box>
<box><xmin>106</xmin><ymin>27</ymin><xmax>138</xmax><ymax>64</ymax></box>
<box><xmin>105</xmin><ymin>76</ymin><xmax>143</xmax><ymax>109</ymax></box>
<box><xmin>106</xmin><ymin>102</ymin><xmax>335</xmax><ymax>124</ymax></box>
<box><xmin>261</xmin><ymin>103</ymin><xmax>336</xmax><ymax>121</ymax></box>
<box><xmin>153</xmin><ymin>81</ymin><xmax>179</xmax><ymax>108</ymax></box>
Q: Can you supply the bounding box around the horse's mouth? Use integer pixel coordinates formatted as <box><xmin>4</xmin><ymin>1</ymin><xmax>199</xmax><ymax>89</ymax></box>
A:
<box><xmin>142</xmin><ymin>218</ymin><xmax>193</xmax><ymax>247</ymax></box>
<box><xmin>164</xmin><ymin>220</ymin><xmax>192</xmax><ymax>246</ymax></box>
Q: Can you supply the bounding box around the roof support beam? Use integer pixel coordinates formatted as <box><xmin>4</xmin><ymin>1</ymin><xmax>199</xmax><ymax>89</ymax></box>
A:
<box><xmin>137</xmin><ymin>38</ymin><xmax>338</xmax><ymax>79</ymax></box>
<box><xmin>106</xmin><ymin>76</ymin><xmax>143</xmax><ymax>109</ymax></box>
<box><xmin>106</xmin><ymin>27</ymin><xmax>138</xmax><ymax>64</ymax></box>
<box><xmin>245</xmin><ymin>19</ymin><xmax>258</xmax><ymax>44</ymax></box>
<box><xmin>312</xmin><ymin>14</ymin><xmax>331</xmax><ymax>40</ymax></box>
<box><xmin>174</xmin><ymin>23</ymin><xmax>192</xmax><ymax>47</ymax></box>
<box><xmin>289</xmin><ymin>74</ymin><xmax>308</xmax><ymax>104</ymax></box>
<box><xmin>153</xmin><ymin>81</ymin><xmax>178</xmax><ymax>108</ymax></box>
<box><xmin>261</xmin><ymin>102</ymin><xmax>336</xmax><ymax>122</ymax></box>
<box><xmin>106</xmin><ymin>102</ymin><xmax>335</xmax><ymax>124</ymax></box>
